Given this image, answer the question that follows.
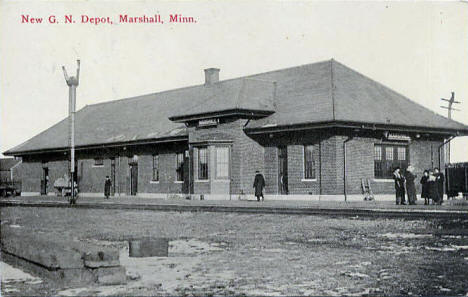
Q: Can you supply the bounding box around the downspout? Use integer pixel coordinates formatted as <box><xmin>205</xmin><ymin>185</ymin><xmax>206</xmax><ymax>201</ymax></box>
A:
<box><xmin>343</xmin><ymin>135</ymin><xmax>354</xmax><ymax>202</ymax></box>
<box><xmin>319</xmin><ymin>140</ymin><xmax>322</xmax><ymax>196</ymax></box>
<box><xmin>188</xmin><ymin>144</ymin><xmax>193</xmax><ymax>199</ymax></box>
<box><xmin>438</xmin><ymin>136</ymin><xmax>456</xmax><ymax>169</ymax></box>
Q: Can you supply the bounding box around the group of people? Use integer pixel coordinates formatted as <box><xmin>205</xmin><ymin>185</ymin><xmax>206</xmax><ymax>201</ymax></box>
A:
<box><xmin>393</xmin><ymin>166</ymin><xmax>444</xmax><ymax>205</ymax></box>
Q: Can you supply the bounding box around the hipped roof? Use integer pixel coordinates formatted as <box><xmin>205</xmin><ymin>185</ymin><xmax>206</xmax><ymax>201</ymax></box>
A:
<box><xmin>5</xmin><ymin>59</ymin><xmax>468</xmax><ymax>156</ymax></box>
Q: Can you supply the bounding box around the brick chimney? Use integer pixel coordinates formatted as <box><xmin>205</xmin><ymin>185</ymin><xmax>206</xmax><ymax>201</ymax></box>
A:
<box><xmin>204</xmin><ymin>68</ymin><xmax>220</xmax><ymax>86</ymax></box>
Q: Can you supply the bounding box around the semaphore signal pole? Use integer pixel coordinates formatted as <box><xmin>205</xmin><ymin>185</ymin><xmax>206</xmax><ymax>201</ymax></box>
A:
<box><xmin>440</xmin><ymin>91</ymin><xmax>461</xmax><ymax>164</ymax></box>
<box><xmin>62</xmin><ymin>60</ymin><xmax>80</xmax><ymax>205</ymax></box>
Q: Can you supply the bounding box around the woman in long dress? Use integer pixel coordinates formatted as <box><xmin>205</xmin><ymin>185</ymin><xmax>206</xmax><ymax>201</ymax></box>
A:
<box><xmin>405</xmin><ymin>165</ymin><xmax>417</xmax><ymax>205</ymax></box>
<box><xmin>420</xmin><ymin>170</ymin><xmax>430</xmax><ymax>205</ymax></box>
<box><xmin>427</xmin><ymin>170</ymin><xmax>438</xmax><ymax>205</ymax></box>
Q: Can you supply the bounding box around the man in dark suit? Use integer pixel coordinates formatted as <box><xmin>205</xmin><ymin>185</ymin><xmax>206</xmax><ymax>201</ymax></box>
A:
<box><xmin>253</xmin><ymin>170</ymin><xmax>266</xmax><ymax>202</ymax></box>
<box><xmin>434</xmin><ymin>168</ymin><xmax>445</xmax><ymax>205</ymax></box>
<box><xmin>393</xmin><ymin>167</ymin><xmax>406</xmax><ymax>205</ymax></box>
<box><xmin>104</xmin><ymin>176</ymin><xmax>112</xmax><ymax>199</ymax></box>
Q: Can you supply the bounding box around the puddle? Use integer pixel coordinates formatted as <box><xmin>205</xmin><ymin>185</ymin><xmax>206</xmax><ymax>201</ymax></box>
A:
<box><xmin>263</xmin><ymin>248</ymin><xmax>285</xmax><ymax>253</ymax></box>
<box><xmin>0</xmin><ymin>261</ymin><xmax>42</xmax><ymax>283</ymax></box>
<box><xmin>341</xmin><ymin>271</ymin><xmax>370</xmax><ymax>279</ymax></box>
<box><xmin>425</xmin><ymin>245</ymin><xmax>468</xmax><ymax>252</ymax></box>
<box><xmin>170</xmin><ymin>238</ymin><xmax>224</xmax><ymax>255</ymax></box>
<box><xmin>57</xmin><ymin>287</ymin><xmax>89</xmax><ymax>296</ymax></box>
<box><xmin>380</xmin><ymin>233</ymin><xmax>432</xmax><ymax>239</ymax></box>
<box><xmin>0</xmin><ymin>261</ymin><xmax>43</xmax><ymax>294</ymax></box>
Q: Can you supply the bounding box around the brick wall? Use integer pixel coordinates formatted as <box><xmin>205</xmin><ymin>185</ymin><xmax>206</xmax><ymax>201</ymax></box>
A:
<box><xmin>258</xmin><ymin>133</ymin><xmax>445</xmax><ymax>196</ymax></box>
<box><xmin>16</xmin><ymin>160</ymin><xmax>69</xmax><ymax>194</ymax></box>
<box><xmin>344</xmin><ymin>137</ymin><xmax>374</xmax><ymax>194</ymax></box>
<box><xmin>189</xmin><ymin>119</ymin><xmax>265</xmax><ymax>195</ymax></box>
<box><xmin>138</xmin><ymin>153</ymin><xmax>184</xmax><ymax>194</ymax></box>
<box><xmin>13</xmin><ymin>128</ymin><xmax>447</xmax><ymax>197</ymax></box>
<box><xmin>47</xmin><ymin>160</ymin><xmax>70</xmax><ymax>193</ymax></box>
<box><xmin>16</xmin><ymin>161</ymin><xmax>42</xmax><ymax>193</ymax></box>
<box><xmin>287</xmin><ymin>144</ymin><xmax>320</xmax><ymax>195</ymax></box>
<box><xmin>264</xmin><ymin>146</ymin><xmax>278</xmax><ymax>194</ymax></box>
<box><xmin>79</xmin><ymin>158</ymin><xmax>111</xmax><ymax>193</ymax></box>
<box><xmin>320</xmin><ymin>135</ymin><xmax>340</xmax><ymax>194</ymax></box>
<box><xmin>261</xmin><ymin>131</ymin><xmax>323</xmax><ymax>195</ymax></box>
<box><xmin>238</xmin><ymin>120</ymin><xmax>265</xmax><ymax>194</ymax></box>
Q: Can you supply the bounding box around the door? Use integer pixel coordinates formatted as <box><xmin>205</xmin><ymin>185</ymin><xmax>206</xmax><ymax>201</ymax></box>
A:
<box><xmin>41</xmin><ymin>167</ymin><xmax>49</xmax><ymax>195</ymax></box>
<box><xmin>110</xmin><ymin>159</ymin><xmax>116</xmax><ymax>196</ymax></box>
<box><xmin>212</xmin><ymin>146</ymin><xmax>231</xmax><ymax>196</ymax></box>
<box><xmin>130</xmin><ymin>164</ymin><xmax>138</xmax><ymax>196</ymax></box>
<box><xmin>278</xmin><ymin>146</ymin><xmax>288</xmax><ymax>194</ymax></box>
<box><xmin>182</xmin><ymin>150</ymin><xmax>190</xmax><ymax>194</ymax></box>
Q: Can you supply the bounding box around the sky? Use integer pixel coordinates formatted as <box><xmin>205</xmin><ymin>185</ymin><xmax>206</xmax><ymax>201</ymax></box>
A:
<box><xmin>1</xmin><ymin>0</ymin><xmax>467</xmax><ymax>162</ymax></box>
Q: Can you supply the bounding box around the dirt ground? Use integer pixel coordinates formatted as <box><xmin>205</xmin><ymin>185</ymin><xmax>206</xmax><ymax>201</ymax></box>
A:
<box><xmin>1</xmin><ymin>207</ymin><xmax>467</xmax><ymax>296</ymax></box>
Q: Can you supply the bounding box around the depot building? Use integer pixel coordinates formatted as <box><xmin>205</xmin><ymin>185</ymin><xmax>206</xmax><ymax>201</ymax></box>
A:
<box><xmin>5</xmin><ymin>60</ymin><xmax>468</xmax><ymax>200</ymax></box>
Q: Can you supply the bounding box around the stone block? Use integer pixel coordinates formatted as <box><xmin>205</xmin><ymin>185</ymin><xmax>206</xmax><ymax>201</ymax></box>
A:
<box><xmin>129</xmin><ymin>238</ymin><xmax>169</xmax><ymax>257</ymax></box>
<box><xmin>83</xmin><ymin>248</ymin><xmax>120</xmax><ymax>268</ymax></box>
<box><xmin>96</xmin><ymin>266</ymin><xmax>127</xmax><ymax>285</ymax></box>
<box><xmin>1</xmin><ymin>228</ymin><xmax>83</xmax><ymax>269</ymax></box>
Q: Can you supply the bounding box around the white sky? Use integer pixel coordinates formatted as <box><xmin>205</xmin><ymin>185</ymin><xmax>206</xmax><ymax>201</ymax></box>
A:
<box><xmin>1</xmin><ymin>1</ymin><xmax>467</xmax><ymax>161</ymax></box>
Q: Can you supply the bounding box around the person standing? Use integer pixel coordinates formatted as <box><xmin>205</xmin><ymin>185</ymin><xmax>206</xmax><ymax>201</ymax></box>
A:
<box><xmin>427</xmin><ymin>170</ymin><xmax>438</xmax><ymax>205</ymax></box>
<box><xmin>393</xmin><ymin>167</ymin><xmax>406</xmax><ymax>205</ymax></box>
<box><xmin>104</xmin><ymin>176</ymin><xmax>112</xmax><ymax>199</ymax></box>
<box><xmin>404</xmin><ymin>165</ymin><xmax>417</xmax><ymax>205</ymax></box>
<box><xmin>253</xmin><ymin>170</ymin><xmax>266</xmax><ymax>202</ymax></box>
<box><xmin>420</xmin><ymin>170</ymin><xmax>430</xmax><ymax>205</ymax></box>
<box><xmin>434</xmin><ymin>168</ymin><xmax>445</xmax><ymax>205</ymax></box>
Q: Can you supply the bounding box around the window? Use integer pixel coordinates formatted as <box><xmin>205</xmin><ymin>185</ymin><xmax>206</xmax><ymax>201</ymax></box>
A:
<box><xmin>216</xmin><ymin>147</ymin><xmax>229</xmax><ymax>179</ymax></box>
<box><xmin>304</xmin><ymin>145</ymin><xmax>316</xmax><ymax>179</ymax></box>
<box><xmin>385</xmin><ymin>147</ymin><xmax>394</xmax><ymax>160</ymax></box>
<box><xmin>374</xmin><ymin>144</ymin><xmax>409</xmax><ymax>179</ymax></box>
<box><xmin>198</xmin><ymin>147</ymin><xmax>208</xmax><ymax>180</ymax></box>
<box><xmin>397</xmin><ymin>147</ymin><xmax>406</xmax><ymax>161</ymax></box>
<box><xmin>176</xmin><ymin>152</ymin><xmax>184</xmax><ymax>182</ymax></box>
<box><xmin>374</xmin><ymin>146</ymin><xmax>382</xmax><ymax>160</ymax></box>
<box><xmin>94</xmin><ymin>158</ymin><xmax>104</xmax><ymax>166</ymax></box>
<box><xmin>152</xmin><ymin>154</ymin><xmax>159</xmax><ymax>181</ymax></box>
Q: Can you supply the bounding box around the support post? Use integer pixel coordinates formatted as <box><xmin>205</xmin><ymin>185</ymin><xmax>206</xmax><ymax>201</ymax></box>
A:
<box><xmin>62</xmin><ymin>60</ymin><xmax>80</xmax><ymax>204</ymax></box>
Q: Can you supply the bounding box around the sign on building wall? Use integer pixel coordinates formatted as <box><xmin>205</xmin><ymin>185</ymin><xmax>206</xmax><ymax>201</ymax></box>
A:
<box><xmin>384</xmin><ymin>132</ymin><xmax>411</xmax><ymax>142</ymax></box>
<box><xmin>198</xmin><ymin>119</ymin><xmax>218</xmax><ymax>127</ymax></box>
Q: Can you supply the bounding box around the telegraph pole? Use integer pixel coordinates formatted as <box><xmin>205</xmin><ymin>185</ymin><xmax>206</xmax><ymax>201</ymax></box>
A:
<box><xmin>62</xmin><ymin>60</ymin><xmax>80</xmax><ymax>205</ymax></box>
<box><xmin>440</xmin><ymin>91</ymin><xmax>460</xmax><ymax>164</ymax></box>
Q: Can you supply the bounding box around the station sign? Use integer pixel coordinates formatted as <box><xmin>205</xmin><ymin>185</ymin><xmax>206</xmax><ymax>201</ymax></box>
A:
<box><xmin>385</xmin><ymin>132</ymin><xmax>411</xmax><ymax>141</ymax></box>
<box><xmin>198</xmin><ymin>119</ymin><xmax>218</xmax><ymax>127</ymax></box>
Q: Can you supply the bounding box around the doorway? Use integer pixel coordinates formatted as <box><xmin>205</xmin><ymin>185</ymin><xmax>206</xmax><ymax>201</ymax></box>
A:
<box><xmin>41</xmin><ymin>167</ymin><xmax>49</xmax><ymax>195</ymax></box>
<box><xmin>278</xmin><ymin>146</ymin><xmax>288</xmax><ymax>194</ymax></box>
<box><xmin>111</xmin><ymin>158</ymin><xmax>116</xmax><ymax>196</ymax></box>
<box><xmin>130</xmin><ymin>163</ymin><xmax>138</xmax><ymax>196</ymax></box>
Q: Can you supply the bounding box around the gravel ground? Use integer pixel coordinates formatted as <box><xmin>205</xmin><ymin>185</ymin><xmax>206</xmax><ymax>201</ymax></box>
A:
<box><xmin>1</xmin><ymin>207</ymin><xmax>468</xmax><ymax>296</ymax></box>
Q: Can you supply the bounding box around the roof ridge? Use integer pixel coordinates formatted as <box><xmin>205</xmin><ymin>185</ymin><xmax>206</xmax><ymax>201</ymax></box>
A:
<box><xmin>332</xmin><ymin>60</ymin><xmax>468</xmax><ymax>128</ymax></box>
<box><xmin>243</xmin><ymin>59</ymin><xmax>332</xmax><ymax>80</ymax></box>
<box><xmin>84</xmin><ymin>83</ymin><xmax>204</xmax><ymax>108</ymax></box>
<box><xmin>83</xmin><ymin>59</ymin><xmax>333</xmax><ymax>109</ymax></box>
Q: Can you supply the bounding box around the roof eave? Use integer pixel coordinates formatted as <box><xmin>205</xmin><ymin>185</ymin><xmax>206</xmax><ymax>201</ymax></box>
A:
<box><xmin>169</xmin><ymin>108</ymin><xmax>275</xmax><ymax>123</ymax></box>
<box><xmin>244</xmin><ymin>120</ymin><xmax>468</xmax><ymax>136</ymax></box>
<box><xmin>3</xmin><ymin>135</ymin><xmax>189</xmax><ymax>157</ymax></box>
